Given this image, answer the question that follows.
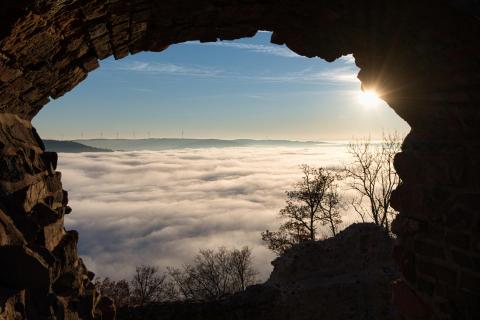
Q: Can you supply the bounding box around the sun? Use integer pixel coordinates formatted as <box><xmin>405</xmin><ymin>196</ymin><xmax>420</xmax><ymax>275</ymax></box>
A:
<box><xmin>358</xmin><ymin>90</ymin><xmax>383</xmax><ymax>108</ymax></box>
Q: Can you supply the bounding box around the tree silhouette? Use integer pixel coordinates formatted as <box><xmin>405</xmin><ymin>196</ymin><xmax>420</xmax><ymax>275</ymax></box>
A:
<box><xmin>321</xmin><ymin>189</ymin><xmax>343</xmax><ymax>236</ymax></box>
<box><xmin>168</xmin><ymin>246</ymin><xmax>257</xmax><ymax>301</ymax></box>
<box><xmin>95</xmin><ymin>277</ymin><xmax>131</xmax><ymax>308</ymax></box>
<box><xmin>345</xmin><ymin>132</ymin><xmax>401</xmax><ymax>233</ymax></box>
<box><xmin>130</xmin><ymin>265</ymin><xmax>169</xmax><ymax>306</ymax></box>
<box><xmin>262</xmin><ymin>164</ymin><xmax>343</xmax><ymax>254</ymax></box>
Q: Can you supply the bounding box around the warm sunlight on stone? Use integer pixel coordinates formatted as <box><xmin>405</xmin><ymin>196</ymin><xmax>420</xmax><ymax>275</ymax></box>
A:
<box><xmin>358</xmin><ymin>90</ymin><xmax>384</xmax><ymax>108</ymax></box>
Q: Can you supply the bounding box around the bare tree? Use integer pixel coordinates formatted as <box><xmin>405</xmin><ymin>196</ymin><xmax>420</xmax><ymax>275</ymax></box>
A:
<box><xmin>130</xmin><ymin>265</ymin><xmax>168</xmax><ymax>306</ymax></box>
<box><xmin>95</xmin><ymin>277</ymin><xmax>131</xmax><ymax>308</ymax></box>
<box><xmin>229</xmin><ymin>247</ymin><xmax>258</xmax><ymax>291</ymax></box>
<box><xmin>168</xmin><ymin>247</ymin><xmax>257</xmax><ymax>301</ymax></box>
<box><xmin>95</xmin><ymin>248</ymin><xmax>256</xmax><ymax>306</ymax></box>
<box><xmin>261</xmin><ymin>221</ymin><xmax>310</xmax><ymax>255</ymax></box>
<box><xmin>261</xmin><ymin>165</ymin><xmax>344</xmax><ymax>255</ymax></box>
<box><xmin>321</xmin><ymin>188</ymin><xmax>343</xmax><ymax>237</ymax></box>
<box><xmin>167</xmin><ymin>266</ymin><xmax>196</xmax><ymax>301</ymax></box>
<box><xmin>345</xmin><ymin>132</ymin><xmax>402</xmax><ymax>233</ymax></box>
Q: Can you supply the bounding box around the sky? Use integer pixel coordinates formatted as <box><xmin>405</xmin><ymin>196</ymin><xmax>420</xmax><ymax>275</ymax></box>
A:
<box><xmin>61</xmin><ymin>144</ymin><xmax>363</xmax><ymax>281</ymax></box>
<box><xmin>33</xmin><ymin>31</ymin><xmax>409</xmax><ymax>141</ymax></box>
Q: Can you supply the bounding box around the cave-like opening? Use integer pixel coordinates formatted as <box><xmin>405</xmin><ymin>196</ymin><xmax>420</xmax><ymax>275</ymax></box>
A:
<box><xmin>1</xmin><ymin>1</ymin><xmax>479</xmax><ymax>319</ymax></box>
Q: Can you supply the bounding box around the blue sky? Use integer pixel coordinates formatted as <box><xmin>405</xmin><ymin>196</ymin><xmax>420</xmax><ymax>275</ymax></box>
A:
<box><xmin>33</xmin><ymin>31</ymin><xmax>409</xmax><ymax>140</ymax></box>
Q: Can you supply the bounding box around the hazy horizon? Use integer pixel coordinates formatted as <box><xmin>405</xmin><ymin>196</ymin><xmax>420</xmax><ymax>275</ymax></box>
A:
<box><xmin>44</xmin><ymin>136</ymin><xmax>408</xmax><ymax>144</ymax></box>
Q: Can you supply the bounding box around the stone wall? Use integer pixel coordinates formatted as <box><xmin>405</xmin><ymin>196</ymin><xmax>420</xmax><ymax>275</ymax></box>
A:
<box><xmin>0</xmin><ymin>113</ymin><xmax>114</xmax><ymax>319</ymax></box>
<box><xmin>0</xmin><ymin>0</ymin><xmax>479</xmax><ymax>319</ymax></box>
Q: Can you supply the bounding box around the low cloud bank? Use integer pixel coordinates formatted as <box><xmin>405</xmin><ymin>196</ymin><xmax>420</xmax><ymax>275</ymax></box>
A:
<box><xmin>60</xmin><ymin>145</ymin><xmax>358</xmax><ymax>281</ymax></box>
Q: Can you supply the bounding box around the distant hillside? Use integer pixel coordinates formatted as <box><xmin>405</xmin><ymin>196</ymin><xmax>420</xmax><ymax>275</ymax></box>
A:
<box><xmin>74</xmin><ymin>138</ymin><xmax>325</xmax><ymax>151</ymax></box>
<box><xmin>44</xmin><ymin>140</ymin><xmax>112</xmax><ymax>153</ymax></box>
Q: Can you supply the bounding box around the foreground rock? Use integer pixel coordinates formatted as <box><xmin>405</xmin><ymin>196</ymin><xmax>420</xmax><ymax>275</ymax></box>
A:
<box><xmin>118</xmin><ymin>223</ymin><xmax>398</xmax><ymax>320</ymax></box>
<box><xmin>0</xmin><ymin>114</ymin><xmax>114</xmax><ymax>320</ymax></box>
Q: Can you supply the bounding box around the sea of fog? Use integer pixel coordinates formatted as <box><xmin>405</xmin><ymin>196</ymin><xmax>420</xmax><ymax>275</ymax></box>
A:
<box><xmin>59</xmin><ymin>143</ymin><xmax>362</xmax><ymax>281</ymax></box>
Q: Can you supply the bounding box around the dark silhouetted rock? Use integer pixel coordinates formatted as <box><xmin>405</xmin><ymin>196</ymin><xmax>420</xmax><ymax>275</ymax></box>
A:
<box><xmin>118</xmin><ymin>224</ymin><xmax>398</xmax><ymax>320</ymax></box>
<box><xmin>0</xmin><ymin>245</ymin><xmax>50</xmax><ymax>290</ymax></box>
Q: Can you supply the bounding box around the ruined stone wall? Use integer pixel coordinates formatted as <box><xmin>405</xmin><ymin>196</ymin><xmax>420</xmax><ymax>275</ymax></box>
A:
<box><xmin>0</xmin><ymin>1</ymin><xmax>479</xmax><ymax>319</ymax></box>
<box><xmin>0</xmin><ymin>113</ymin><xmax>114</xmax><ymax>319</ymax></box>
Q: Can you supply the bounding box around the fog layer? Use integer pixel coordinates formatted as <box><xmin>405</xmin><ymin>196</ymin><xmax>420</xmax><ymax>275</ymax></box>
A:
<box><xmin>60</xmin><ymin>144</ymin><xmax>357</xmax><ymax>280</ymax></box>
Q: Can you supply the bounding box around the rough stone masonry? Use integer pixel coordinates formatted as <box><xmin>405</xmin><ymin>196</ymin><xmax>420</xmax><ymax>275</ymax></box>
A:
<box><xmin>0</xmin><ymin>0</ymin><xmax>479</xmax><ymax>319</ymax></box>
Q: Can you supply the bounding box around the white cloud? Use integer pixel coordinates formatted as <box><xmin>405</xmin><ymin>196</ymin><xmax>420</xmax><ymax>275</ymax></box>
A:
<box><xmin>255</xmin><ymin>66</ymin><xmax>359</xmax><ymax>84</ymax></box>
<box><xmin>186</xmin><ymin>41</ymin><xmax>300</xmax><ymax>58</ymax></box>
<box><xmin>113</xmin><ymin>61</ymin><xmax>222</xmax><ymax>77</ymax></box>
<box><xmin>114</xmin><ymin>62</ymin><xmax>359</xmax><ymax>85</ymax></box>
<box><xmin>59</xmin><ymin>145</ymin><xmax>363</xmax><ymax>282</ymax></box>
<box><xmin>108</xmin><ymin>55</ymin><xmax>359</xmax><ymax>85</ymax></box>
<box><xmin>184</xmin><ymin>42</ymin><xmax>357</xmax><ymax>67</ymax></box>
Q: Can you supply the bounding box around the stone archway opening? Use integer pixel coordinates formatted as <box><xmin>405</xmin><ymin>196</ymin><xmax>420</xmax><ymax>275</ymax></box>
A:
<box><xmin>1</xmin><ymin>1</ymin><xmax>479</xmax><ymax>320</ymax></box>
<box><xmin>31</xmin><ymin>31</ymin><xmax>408</xmax><ymax>284</ymax></box>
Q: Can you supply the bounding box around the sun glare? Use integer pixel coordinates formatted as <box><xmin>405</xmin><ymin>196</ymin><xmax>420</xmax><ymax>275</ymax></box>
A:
<box><xmin>358</xmin><ymin>90</ymin><xmax>383</xmax><ymax>108</ymax></box>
